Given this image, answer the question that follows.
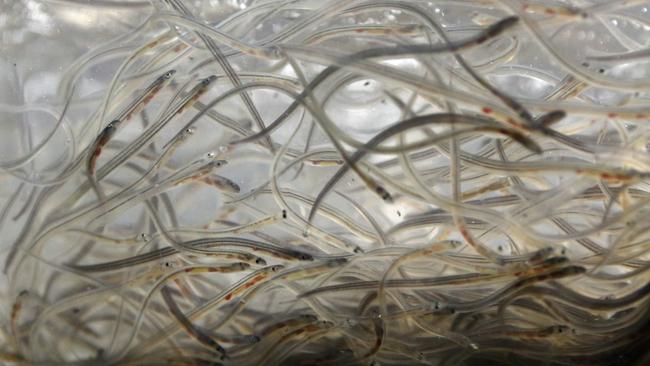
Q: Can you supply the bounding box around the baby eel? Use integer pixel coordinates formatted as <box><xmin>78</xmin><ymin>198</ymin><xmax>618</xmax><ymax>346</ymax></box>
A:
<box><xmin>169</xmin><ymin>236</ymin><xmax>314</xmax><ymax>262</ymax></box>
<box><xmin>446</xmin><ymin>266</ymin><xmax>586</xmax><ymax>313</ymax></box>
<box><xmin>86</xmin><ymin>70</ymin><xmax>175</xmax><ymax>176</ymax></box>
<box><xmin>160</xmin><ymin>286</ymin><xmax>227</xmax><ymax>358</ymax></box>
<box><xmin>109</xmin><ymin>262</ymin><xmax>251</xmax><ymax>362</ymax></box>
<box><xmin>209</xmin><ymin>258</ymin><xmax>348</xmax><ymax>333</ymax></box>
<box><xmin>165</xmin><ymin>0</ymin><xmax>275</xmax><ymax>151</ymax></box>
<box><xmin>69</xmin><ymin>244</ymin><xmax>266</xmax><ymax>272</ymax></box>
<box><xmin>94</xmin><ymin>74</ymin><xmax>217</xmax><ymax>182</ymax></box>
<box><xmin>258</xmin><ymin>314</ymin><xmax>319</xmax><ymax>339</ymax></box>
<box><xmin>131</xmin><ymin>265</ymin><xmax>285</xmax><ymax>357</ymax></box>
<box><xmin>378</xmin><ymin>240</ymin><xmax>461</xmax><ymax>318</ymax></box>
<box><xmin>306</xmin><ymin>112</ymin><xmax>540</xmax><ymax>226</ymax></box>
<box><xmin>11</xmin><ymin>2</ymin><xmax>650</xmax><ymax>365</ymax></box>
<box><xmin>230</xmin><ymin>15</ymin><xmax>522</xmax><ymax>147</ymax></box>
<box><xmin>47</xmin><ymin>74</ymin><xmax>218</xmax><ymax>230</ymax></box>
<box><xmin>257</xmin><ymin>320</ymin><xmax>335</xmax><ymax>365</ymax></box>
<box><xmin>300</xmin><ymin>256</ymin><xmax>575</xmax><ymax>300</ymax></box>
